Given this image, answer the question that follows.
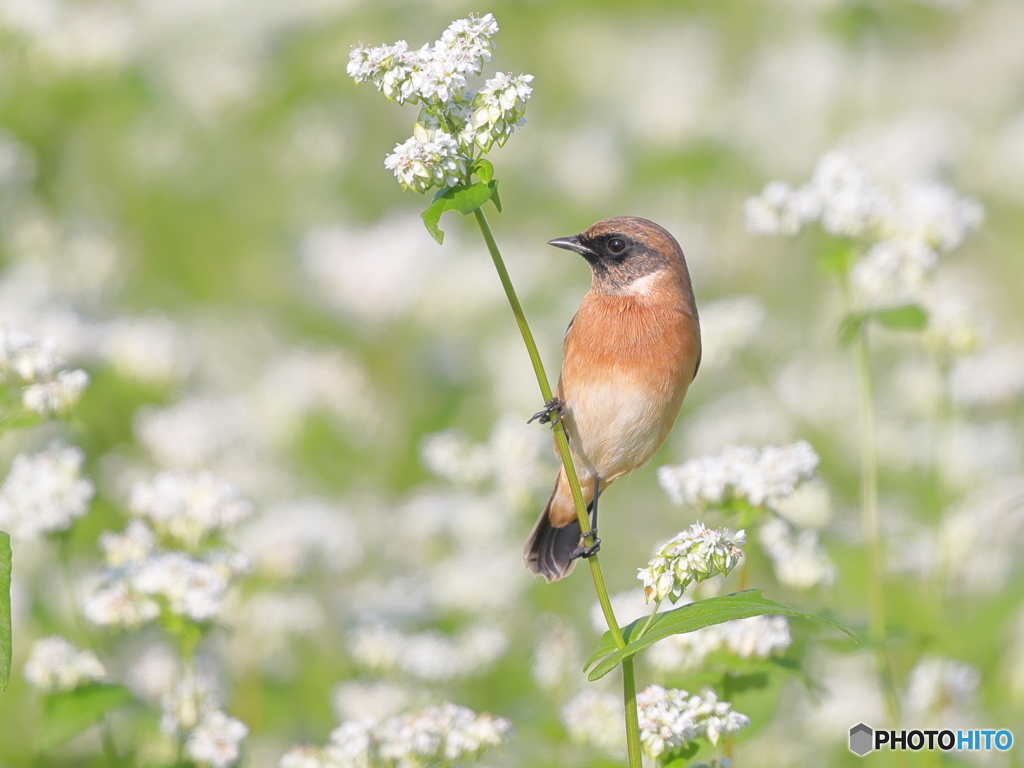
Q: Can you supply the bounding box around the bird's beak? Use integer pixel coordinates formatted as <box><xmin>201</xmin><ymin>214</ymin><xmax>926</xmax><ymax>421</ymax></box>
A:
<box><xmin>547</xmin><ymin>235</ymin><xmax>596</xmax><ymax>259</ymax></box>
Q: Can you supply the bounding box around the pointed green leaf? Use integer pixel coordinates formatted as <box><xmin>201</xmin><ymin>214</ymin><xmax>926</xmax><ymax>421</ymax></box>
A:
<box><xmin>872</xmin><ymin>304</ymin><xmax>928</xmax><ymax>331</ymax></box>
<box><xmin>420</xmin><ymin>182</ymin><xmax>499</xmax><ymax>244</ymax></box>
<box><xmin>838</xmin><ymin>313</ymin><xmax>865</xmax><ymax>346</ymax></box>
<box><xmin>0</xmin><ymin>531</ymin><xmax>10</xmax><ymax>693</ymax></box>
<box><xmin>472</xmin><ymin>159</ymin><xmax>494</xmax><ymax>184</ymax></box>
<box><xmin>38</xmin><ymin>683</ymin><xmax>134</xmax><ymax>750</ymax></box>
<box><xmin>585</xmin><ymin>590</ymin><xmax>854</xmax><ymax>681</ymax></box>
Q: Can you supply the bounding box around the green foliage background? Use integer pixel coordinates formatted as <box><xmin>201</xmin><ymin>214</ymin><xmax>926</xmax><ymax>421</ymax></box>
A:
<box><xmin>1</xmin><ymin>0</ymin><xmax>1023</xmax><ymax>766</ymax></box>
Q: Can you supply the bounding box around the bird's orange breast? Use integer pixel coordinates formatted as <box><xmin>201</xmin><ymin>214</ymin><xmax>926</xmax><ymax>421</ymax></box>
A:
<box><xmin>558</xmin><ymin>289</ymin><xmax>701</xmax><ymax>482</ymax></box>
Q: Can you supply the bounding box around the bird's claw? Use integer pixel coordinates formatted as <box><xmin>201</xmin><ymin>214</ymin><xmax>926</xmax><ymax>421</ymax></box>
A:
<box><xmin>569</xmin><ymin>529</ymin><xmax>601</xmax><ymax>560</ymax></box>
<box><xmin>528</xmin><ymin>397</ymin><xmax>564</xmax><ymax>426</ymax></box>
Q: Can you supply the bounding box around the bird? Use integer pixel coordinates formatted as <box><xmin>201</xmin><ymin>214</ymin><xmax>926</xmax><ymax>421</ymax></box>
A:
<box><xmin>523</xmin><ymin>216</ymin><xmax>702</xmax><ymax>583</ymax></box>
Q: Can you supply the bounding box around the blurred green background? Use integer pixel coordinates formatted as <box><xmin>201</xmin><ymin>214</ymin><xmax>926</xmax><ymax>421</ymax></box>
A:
<box><xmin>1</xmin><ymin>0</ymin><xmax>1023</xmax><ymax>765</ymax></box>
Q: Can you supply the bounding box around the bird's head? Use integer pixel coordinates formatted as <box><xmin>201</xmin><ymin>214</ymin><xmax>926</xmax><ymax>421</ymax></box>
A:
<box><xmin>547</xmin><ymin>216</ymin><xmax>691</xmax><ymax>298</ymax></box>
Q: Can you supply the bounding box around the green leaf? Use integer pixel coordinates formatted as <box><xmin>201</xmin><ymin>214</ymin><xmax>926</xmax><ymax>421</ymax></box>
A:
<box><xmin>872</xmin><ymin>304</ymin><xmax>928</xmax><ymax>330</ymax></box>
<box><xmin>0</xmin><ymin>531</ymin><xmax>10</xmax><ymax>694</ymax></box>
<box><xmin>584</xmin><ymin>590</ymin><xmax>855</xmax><ymax>681</ymax></box>
<box><xmin>420</xmin><ymin>181</ymin><xmax>499</xmax><ymax>244</ymax></box>
<box><xmin>816</xmin><ymin>240</ymin><xmax>857</xmax><ymax>277</ymax></box>
<box><xmin>38</xmin><ymin>683</ymin><xmax>134</xmax><ymax>750</ymax></box>
<box><xmin>472</xmin><ymin>158</ymin><xmax>494</xmax><ymax>184</ymax></box>
<box><xmin>838</xmin><ymin>313</ymin><xmax>865</xmax><ymax>346</ymax></box>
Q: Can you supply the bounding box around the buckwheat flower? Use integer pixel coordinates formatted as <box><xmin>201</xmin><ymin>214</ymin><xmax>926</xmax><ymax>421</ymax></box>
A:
<box><xmin>466</xmin><ymin>72</ymin><xmax>534</xmax><ymax>150</ymax></box>
<box><xmin>531</xmin><ymin>614</ymin><xmax>581</xmax><ymax>693</ymax></box>
<box><xmin>23</xmin><ymin>636</ymin><xmax>106</xmax><ymax>692</ymax></box>
<box><xmin>130</xmin><ymin>471</ymin><xmax>253</xmax><ymax>548</ymax></box>
<box><xmin>332</xmin><ymin>681</ymin><xmax>418</xmax><ymax>724</ymax></box>
<box><xmin>718</xmin><ymin>615</ymin><xmax>792</xmax><ymax>659</ymax></box>
<box><xmin>637</xmin><ymin>685</ymin><xmax>701</xmax><ymax>759</ymax></box>
<box><xmin>689</xmin><ymin>689</ymin><xmax>750</xmax><ymax>746</ymax></box>
<box><xmin>560</xmin><ymin>690</ymin><xmax>625</xmax><ymax>756</ymax></box>
<box><xmin>950</xmin><ymin>345</ymin><xmax>1024</xmax><ymax>407</ymax></box>
<box><xmin>99</xmin><ymin>315</ymin><xmax>190</xmax><ymax>386</ymax></box>
<box><xmin>22</xmin><ymin>368</ymin><xmax>89</xmax><ymax>414</ymax></box>
<box><xmin>325</xmin><ymin>720</ymin><xmax>373</xmax><ymax>767</ymax></box>
<box><xmin>851</xmin><ymin>239</ymin><xmax>937</xmax><ymax>304</ymax></box>
<box><xmin>902</xmin><ymin>656</ymin><xmax>979</xmax><ymax>725</ymax></box>
<box><xmin>744</xmin><ymin>180</ymin><xmax>821</xmax><ymax>236</ymax></box>
<box><xmin>884</xmin><ymin>180</ymin><xmax>983</xmax><ymax>252</ymax></box>
<box><xmin>377</xmin><ymin>704</ymin><xmax>513</xmax><ymax>765</ymax></box>
<box><xmin>83</xmin><ymin>580</ymin><xmax>160</xmax><ymax>627</ymax></box>
<box><xmin>184</xmin><ymin>710</ymin><xmax>248</xmax><ymax>768</ymax></box>
<box><xmin>420</xmin><ymin>429</ymin><xmax>491</xmax><ymax>485</ymax></box>
<box><xmin>0</xmin><ymin>329</ymin><xmax>60</xmax><ymax>382</ymax></box>
<box><xmin>698</xmin><ymin>296</ymin><xmax>766</xmax><ymax>370</ymax></box>
<box><xmin>658</xmin><ymin>440</ymin><xmax>819</xmax><ymax>511</ymax></box>
<box><xmin>160</xmin><ymin>669</ymin><xmax>220</xmax><ymax>736</ymax></box>
<box><xmin>812</xmin><ymin>151</ymin><xmax>892</xmax><ymax>238</ymax></box>
<box><xmin>758</xmin><ymin>517</ymin><xmax>837</xmax><ymax>590</ymax></box>
<box><xmin>638</xmin><ymin>523</ymin><xmax>745</xmax><ymax>603</ymax></box>
<box><xmin>131</xmin><ymin>552</ymin><xmax>230</xmax><ymax>621</ymax></box>
<box><xmin>279</xmin><ymin>745</ymin><xmax>334</xmax><ymax>768</ymax></box>
<box><xmin>99</xmin><ymin>519</ymin><xmax>156</xmax><ymax>567</ymax></box>
<box><xmin>0</xmin><ymin>440</ymin><xmax>94</xmax><ymax>540</ymax></box>
<box><xmin>384</xmin><ymin>124</ymin><xmax>465</xmax><ymax>193</ymax></box>
<box><xmin>348</xmin><ymin>623</ymin><xmax>507</xmax><ymax>681</ymax></box>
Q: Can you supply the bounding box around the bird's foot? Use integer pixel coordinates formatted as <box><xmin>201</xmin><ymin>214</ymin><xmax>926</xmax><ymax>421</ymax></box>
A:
<box><xmin>528</xmin><ymin>397</ymin><xmax>564</xmax><ymax>426</ymax></box>
<box><xmin>570</xmin><ymin>529</ymin><xmax>601</xmax><ymax>560</ymax></box>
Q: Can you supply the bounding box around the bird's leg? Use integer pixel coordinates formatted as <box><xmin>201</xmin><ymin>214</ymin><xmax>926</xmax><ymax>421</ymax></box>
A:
<box><xmin>528</xmin><ymin>396</ymin><xmax>564</xmax><ymax>425</ymax></box>
<box><xmin>570</xmin><ymin>475</ymin><xmax>602</xmax><ymax>560</ymax></box>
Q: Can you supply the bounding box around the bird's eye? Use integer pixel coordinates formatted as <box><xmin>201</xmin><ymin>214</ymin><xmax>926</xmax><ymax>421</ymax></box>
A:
<box><xmin>607</xmin><ymin>238</ymin><xmax>626</xmax><ymax>255</ymax></box>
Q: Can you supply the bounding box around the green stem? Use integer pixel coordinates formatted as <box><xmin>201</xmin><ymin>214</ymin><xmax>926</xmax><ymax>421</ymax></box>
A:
<box><xmin>635</xmin><ymin>598</ymin><xmax>662</xmax><ymax>641</ymax></box>
<box><xmin>472</xmin><ymin>207</ymin><xmax>643</xmax><ymax>768</ymax></box>
<box><xmin>852</xmin><ymin>328</ymin><xmax>901</xmax><ymax>726</ymax></box>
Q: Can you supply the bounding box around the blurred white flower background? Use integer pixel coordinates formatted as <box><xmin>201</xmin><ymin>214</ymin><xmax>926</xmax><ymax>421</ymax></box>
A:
<box><xmin>1</xmin><ymin>1</ymin><xmax>1023</xmax><ymax>767</ymax></box>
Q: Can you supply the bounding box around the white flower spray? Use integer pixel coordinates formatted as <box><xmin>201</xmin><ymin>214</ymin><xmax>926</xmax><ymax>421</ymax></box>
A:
<box><xmin>349</xmin><ymin>14</ymin><xmax>533</xmax><ymax>193</ymax></box>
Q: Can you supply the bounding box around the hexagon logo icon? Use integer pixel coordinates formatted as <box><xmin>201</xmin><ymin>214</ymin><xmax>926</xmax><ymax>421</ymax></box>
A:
<box><xmin>849</xmin><ymin>723</ymin><xmax>874</xmax><ymax>756</ymax></box>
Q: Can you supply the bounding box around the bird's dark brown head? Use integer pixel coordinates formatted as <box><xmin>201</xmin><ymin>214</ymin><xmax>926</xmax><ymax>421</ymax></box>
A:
<box><xmin>548</xmin><ymin>216</ymin><xmax>691</xmax><ymax>298</ymax></box>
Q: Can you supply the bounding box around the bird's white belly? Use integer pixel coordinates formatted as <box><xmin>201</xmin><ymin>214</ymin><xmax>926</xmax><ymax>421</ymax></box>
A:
<box><xmin>566</xmin><ymin>378</ymin><xmax>665</xmax><ymax>480</ymax></box>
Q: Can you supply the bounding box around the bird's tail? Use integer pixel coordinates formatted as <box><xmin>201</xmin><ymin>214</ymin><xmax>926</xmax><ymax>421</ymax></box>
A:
<box><xmin>523</xmin><ymin>469</ymin><xmax>595</xmax><ymax>583</ymax></box>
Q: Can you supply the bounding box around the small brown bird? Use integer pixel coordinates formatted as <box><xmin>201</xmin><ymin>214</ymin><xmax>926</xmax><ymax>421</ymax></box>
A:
<box><xmin>524</xmin><ymin>216</ymin><xmax>702</xmax><ymax>582</ymax></box>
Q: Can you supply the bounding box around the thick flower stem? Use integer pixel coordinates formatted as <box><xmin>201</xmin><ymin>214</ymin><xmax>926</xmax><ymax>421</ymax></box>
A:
<box><xmin>472</xmin><ymin>207</ymin><xmax>643</xmax><ymax>768</ymax></box>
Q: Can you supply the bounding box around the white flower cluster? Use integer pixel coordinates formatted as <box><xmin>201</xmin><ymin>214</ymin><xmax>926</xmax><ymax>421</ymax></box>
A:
<box><xmin>161</xmin><ymin>670</ymin><xmax>248</xmax><ymax>768</ymax></box>
<box><xmin>647</xmin><ymin>615</ymin><xmax>792</xmax><ymax>673</ymax></box>
<box><xmin>902</xmin><ymin>656</ymin><xmax>980</xmax><ymax>724</ymax></box>
<box><xmin>348</xmin><ymin>14</ymin><xmax>533</xmax><ymax>192</ymax></box>
<box><xmin>420</xmin><ymin>414</ymin><xmax>547</xmax><ymax>507</ymax></box>
<box><xmin>559</xmin><ymin>690</ymin><xmax>625</xmax><ymax>757</ymax></box>
<box><xmin>0</xmin><ymin>326</ymin><xmax>89</xmax><ymax>415</ymax></box>
<box><xmin>348</xmin><ymin>623</ymin><xmax>507</xmax><ymax>682</ymax></box>
<box><xmin>130</xmin><ymin>470</ymin><xmax>253</xmax><ymax>548</ymax></box>
<box><xmin>185</xmin><ymin>711</ymin><xmax>249</xmax><ymax>768</ymax></box>
<box><xmin>85</xmin><ymin>472</ymin><xmax>250</xmax><ymax>627</ymax></box>
<box><xmin>758</xmin><ymin>517</ymin><xmax>837</xmax><ymax>590</ymax></box>
<box><xmin>23</xmin><ymin>636</ymin><xmax>105</xmax><ymax>692</ymax></box>
<box><xmin>745</xmin><ymin>152</ymin><xmax>982</xmax><ymax>305</ymax></box>
<box><xmin>658</xmin><ymin>440</ymin><xmax>820</xmax><ymax>511</ymax></box>
<box><xmin>638</xmin><ymin>523</ymin><xmax>745</xmax><ymax>603</ymax></box>
<box><xmin>637</xmin><ymin>685</ymin><xmax>749</xmax><ymax>760</ymax></box>
<box><xmin>0</xmin><ymin>440</ymin><xmax>94</xmax><ymax>540</ymax></box>
<box><xmin>280</xmin><ymin>703</ymin><xmax>513</xmax><ymax>768</ymax></box>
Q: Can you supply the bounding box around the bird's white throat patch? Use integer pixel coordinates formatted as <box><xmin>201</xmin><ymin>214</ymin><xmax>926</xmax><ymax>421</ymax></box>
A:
<box><xmin>622</xmin><ymin>271</ymin><xmax>660</xmax><ymax>296</ymax></box>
